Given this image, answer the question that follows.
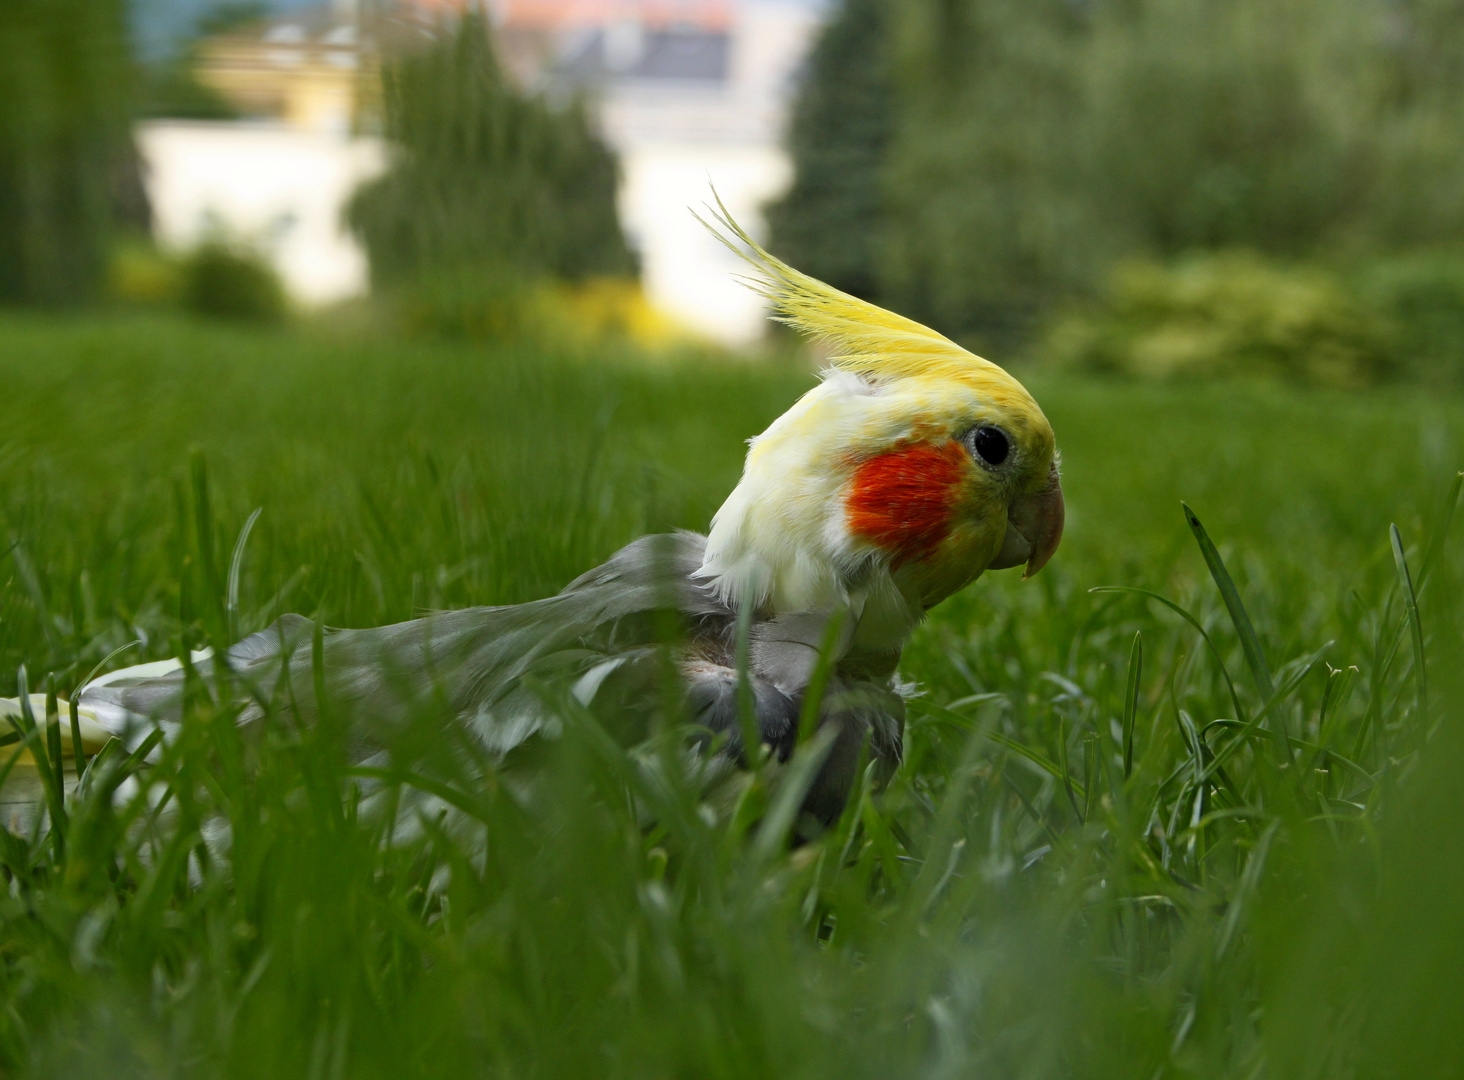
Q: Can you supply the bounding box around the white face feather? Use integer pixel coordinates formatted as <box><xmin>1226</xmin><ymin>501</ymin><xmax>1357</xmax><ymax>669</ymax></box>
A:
<box><xmin>695</xmin><ymin>369</ymin><xmax>1011</xmax><ymax>652</ymax></box>
<box><xmin>698</xmin><ymin>372</ymin><xmax>873</xmax><ymax>612</ymax></box>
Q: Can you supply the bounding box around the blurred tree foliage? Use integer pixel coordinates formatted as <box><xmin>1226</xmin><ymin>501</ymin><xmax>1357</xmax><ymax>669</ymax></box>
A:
<box><xmin>0</xmin><ymin>0</ymin><xmax>137</xmax><ymax>306</ymax></box>
<box><xmin>139</xmin><ymin>62</ymin><xmax>240</xmax><ymax>122</ymax></box>
<box><xmin>138</xmin><ymin>2</ymin><xmax>263</xmax><ymax>121</ymax></box>
<box><xmin>882</xmin><ymin>0</ymin><xmax>1094</xmax><ymax>348</ymax></box>
<box><xmin>780</xmin><ymin>0</ymin><xmax>1464</xmax><ymax>357</ymax></box>
<box><xmin>765</xmin><ymin>0</ymin><xmax>894</xmax><ymax>300</ymax></box>
<box><xmin>349</xmin><ymin>16</ymin><xmax>636</xmax><ymax>295</ymax></box>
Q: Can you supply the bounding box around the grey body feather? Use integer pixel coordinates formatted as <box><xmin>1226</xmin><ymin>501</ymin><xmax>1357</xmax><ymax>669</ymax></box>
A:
<box><xmin>80</xmin><ymin>533</ymin><xmax>904</xmax><ymax>823</ymax></box>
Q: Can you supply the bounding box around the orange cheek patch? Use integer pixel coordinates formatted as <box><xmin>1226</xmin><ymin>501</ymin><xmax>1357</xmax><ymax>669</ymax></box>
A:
<box><xmin>846</xmin><ymin>441</ymin><xmax>968</xmax><ymax>565</ymax></box>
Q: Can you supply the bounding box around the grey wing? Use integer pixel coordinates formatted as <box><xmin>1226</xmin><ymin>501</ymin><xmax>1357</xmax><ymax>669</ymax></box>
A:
<box><xmin>561</xmin><ymin>645</ymin><xmax>903</xmax><ymax>828</ymax></box>
<box><xmin>79</xmin><ymin>530</ymin><xmax>905</xmax><ymax>820</ymax></box>
<box><xmin>80</xmin><ymin>532</ymin><xmax>735</xmax><ymax>741</ymax></box>
<box><xmin>671</xmin><ymin>659</ymin><xmax>904</xmax><ymax>826</ymax></box>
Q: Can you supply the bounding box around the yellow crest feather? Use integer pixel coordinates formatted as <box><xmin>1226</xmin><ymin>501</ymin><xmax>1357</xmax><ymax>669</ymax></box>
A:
<box><xmin>697</xmin><ymin>193</ymin><xmax>1010</xmax><ymax>386</ymax></box>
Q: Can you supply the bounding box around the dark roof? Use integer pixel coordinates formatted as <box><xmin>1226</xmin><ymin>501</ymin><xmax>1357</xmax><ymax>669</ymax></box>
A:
<box><xmin>554</xmin><ymin>28</ymin><xmax>729</xmax><ymax>84</ymax></box>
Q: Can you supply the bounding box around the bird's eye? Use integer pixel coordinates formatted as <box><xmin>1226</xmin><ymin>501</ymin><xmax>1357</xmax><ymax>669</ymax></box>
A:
<box><xmin>969</xmin><ymin>426</ymin><xmax>1010</xmax><ymax>467</ymax></box>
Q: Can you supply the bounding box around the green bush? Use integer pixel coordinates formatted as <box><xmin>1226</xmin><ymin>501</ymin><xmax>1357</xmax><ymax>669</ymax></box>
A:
<box><xmin>1355</xmin><ymin>251</ymin><xmax>1464</xmax><ymax>386</ymax></box>
<box><xmin>393</xmin><ymin>267</ymin><xmax>537</xmax><ymax>340</ymax></box>
<box><xmin>106</xmin><ymin>238</ymin><xmax>182</xmax><ymax>305</ymax></box>
<box><xmin>1043</xmin><ymin>252</ymin><xmax>1394</xmax><ymax>387</ymax></box>
<box><xmin>179</xmin><ymin>240</ymin><xmax>286</xmax><ymax>323</ymax></box>
<box><xmin>390</xmin><ymin>266</ymin><xmax>684</xmax><ymax>351</ymax></box>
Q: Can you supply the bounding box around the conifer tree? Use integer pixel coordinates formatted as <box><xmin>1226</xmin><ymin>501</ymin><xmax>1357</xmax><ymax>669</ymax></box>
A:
<box><xmin>765</xmin><ymin>0</ymin><xmax>893</xmax><ymax>302</ymax></box>
<box><xmin>349</xmin><ymin>16</ymin><xmax>635</xmax><ymax>290</ymax></box>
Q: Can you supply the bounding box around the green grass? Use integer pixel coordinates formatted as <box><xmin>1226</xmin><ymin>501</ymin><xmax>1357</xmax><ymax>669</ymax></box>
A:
<box><xmin>1</xmin><ymin>310</ymin><xmax>1462</xmax><ymax>1077</ymax></box>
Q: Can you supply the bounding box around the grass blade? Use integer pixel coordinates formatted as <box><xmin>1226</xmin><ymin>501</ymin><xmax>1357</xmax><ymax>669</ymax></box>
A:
<box><xmin>1057</xmin><ymin>718</ymin><xmax>1082</xmax><ymax>822</ymax></box>
<box><xmin>346</xmin><ymin>766</ymin><xmax>492</xmax><ymax>825</ymax></box>
<box><xmin>17</xmin><ymin>667</ymin><xmax>66</xmax><ymax>859</ymax></box>
<box><xmin>751</xmin><ymin>725</ymin><xmax>837</xmax><ymax>864</ymax></box>
<box><xmin>75</xmin><ymin>735</ymin><xmax>124</xmax><ymax>802</ymax></box>
<box><xmin>734</xmin><ymin>591</ymin><xmax>761</xmax><ymax>770</ymax></box>
<box><xmin>0</xmin><ymin>743</ymin><xmax>29</xmax><ymax>801</ymax></box>
<box><xmin>1317</xmin><ymin>664</ymin><xmax>1358</xmax><ymax>749</ymax></box>
<box><xmin>120</xmin><ymin>728</ymin><xmax>165</xmax><ymax>778</ymax></box>
<box><xmin>1250</xmin><ymin>642</ymin><xmax>1333</xmax><ymax>732</ymax></box>
<box><xmin>910</xmin><ymin>699</ymin><xmax>1085</xmax><ymax>803</ymax></box>
<box><xmin>1390</xmin><ymin>523</ymin><xmax>1427</xmax><ymax>720</ymax></box>
<box><xmin>1123</xmin><ymin>631</ymin><xmax>1142</xmax><ymax>778</ymax></box>
<box><xmin>67</xmin><ymin>695</ymin><xmax>87</xmax><ymax>780</ymax></box>
<box><xmin>796</xmin><ymin>609</ymin><xmax>846</xmax><ymax>745</ymax></box>
<box><xmin>226</xmin><ymin>506</ymin><xmax>263</xmax><ymax>643</ymax></box>
<box><xmin>190</xmin><ymin>448</ymin><xmax>228</xmax><ymax>646</ymax></box>
<box><xmin>1216</xmin><ymin>818</ymin><xmax>1280</xmax><ymax>959</ymax></box>
<box><xmin>1416</xmin><ymin>471</ymin><xmax>1463</xmax><ymax>589</ymax></box>
<box><xmin>45</xmin><ymin>677</ymin><xmax>64</xmax><ymax>800</ymax></box>
<box><xmin>1081</xmin><ymin>730</ymin><xmax>1100</xmax><ymax>822</ymax></box>
<box><xmin>1183</xmin><ymin>503</ymin><xmax>1275</xmax><ymax>700</ymax></box>
<box><xmin>1090</xmin><ymin>586</ymin><xmax>1247</xmax><ymax>723</ymax></box>
<box><xmin>10</xmin><ymin>541</ymin><xmax>61</xmax><ymax>658</ymax></box>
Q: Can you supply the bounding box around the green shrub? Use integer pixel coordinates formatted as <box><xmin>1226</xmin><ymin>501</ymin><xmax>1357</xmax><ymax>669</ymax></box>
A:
<box><xmin>1355</xmin><ymin>251</ymin><xmax>1464</xmax><ymax>386</ymax></box>
<box><xmin>392</xmin><ymin>267</ymin><xmax>684</xmax><ymax>350</ymax></box>
<box><xmin>106</xmin><ymin>239</ymin><xmax>182</xmax><ymax>305</ymax></box>
<box><xmin>179</xmin><ymin>240</ymin><xmax>286</xmax><ymax>323</ymax></box>
<box><xmin>391</xmin><ymin>267</ymin><xmax>546</xmax><ymax>341</ymax></box>
<box><xmin>1043</xmin><ymin>252</ymin><xmax>1394</xmax><ymax>387</ymax></box>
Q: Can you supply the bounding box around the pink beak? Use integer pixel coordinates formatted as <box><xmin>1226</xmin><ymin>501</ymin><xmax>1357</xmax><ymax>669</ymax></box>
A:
<box><xmin>989</xmin><ymin>462</ymin><xmax>1065</xmax><ymax>578</ymax></box>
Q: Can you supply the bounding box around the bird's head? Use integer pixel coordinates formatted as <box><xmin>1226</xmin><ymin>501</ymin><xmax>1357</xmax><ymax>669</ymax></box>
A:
<box><xmin>696</xmin><ymin>206</ymin><xmax>1063</xmax><ymax>643</ymax></box>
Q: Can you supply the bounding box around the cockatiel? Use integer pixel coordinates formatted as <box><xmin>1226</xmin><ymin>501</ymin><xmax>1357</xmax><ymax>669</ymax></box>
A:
<box><xmin>1</xmin><ymin>209</ymin><xmax>1062</xmax><ymax>825</ymax></box>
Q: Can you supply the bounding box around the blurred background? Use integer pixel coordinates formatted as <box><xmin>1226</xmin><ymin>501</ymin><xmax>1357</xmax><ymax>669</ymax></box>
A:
<box><xmin>5</xmin><ymin>3</ymin><xmax>1464</xmax><ymax>1076</ymax></box>
<box><xmin>9</xmin><ymin>0</ymin><xmax>1464</xmax><ymax>377</ymax></box>
<box><xmin>8</xmin><ymin>0</ymin><xmax>818</xmax><ymax>345</ymax></box>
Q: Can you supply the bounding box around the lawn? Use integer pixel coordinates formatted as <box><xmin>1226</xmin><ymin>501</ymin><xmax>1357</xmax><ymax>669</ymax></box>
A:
<box><xmin>0</xmin><ymin>310</ymin><xmax>1461</xmax><ymax>1077</ymax></box>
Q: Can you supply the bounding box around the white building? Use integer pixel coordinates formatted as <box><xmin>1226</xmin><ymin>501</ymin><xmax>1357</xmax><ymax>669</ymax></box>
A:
<box><xmin>503</xmin><ymin>0</ymin><xmax>820</xmax><ymax>340</ymax></box>
<box><xmin>139</xmin><ymin>121</ymin><xmax>386</xmax><ymax>306</ymax></box>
